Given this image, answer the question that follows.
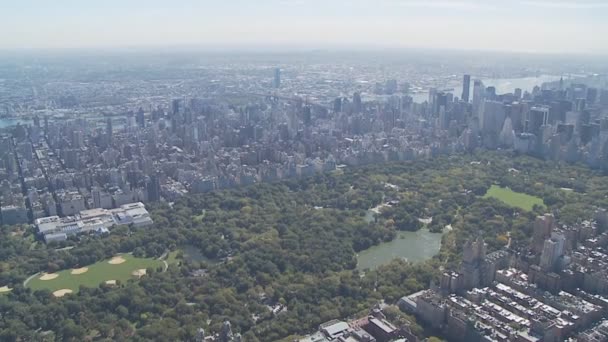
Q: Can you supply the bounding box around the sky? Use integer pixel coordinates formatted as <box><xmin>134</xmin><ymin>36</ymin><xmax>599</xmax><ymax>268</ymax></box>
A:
<box><xmin>1</xmin><ymin>0</ymin><xmax>607</xmax><ymax>54</ymax></box>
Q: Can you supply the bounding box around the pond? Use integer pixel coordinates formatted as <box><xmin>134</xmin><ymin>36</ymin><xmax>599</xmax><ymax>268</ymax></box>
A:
<box><xmin>180</xmin><ymin>244</ymin><xmax>219</xmax><ymax>264</ymax></box>
<box><xmin>357</xmin><ymin>210</ymin><xmax>443</xmax><ymax>270</ymax></box>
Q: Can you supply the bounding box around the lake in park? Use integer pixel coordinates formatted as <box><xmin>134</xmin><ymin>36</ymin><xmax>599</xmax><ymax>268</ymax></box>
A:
<box><xmin>357</xmin><ymin>210</ymin><xmax>443</xmax><ymax>270</ymax></box>
<box><xmin>180</xmin><ymin>244</ymin><xmax>219</xmax><ymax>264</ymax></box>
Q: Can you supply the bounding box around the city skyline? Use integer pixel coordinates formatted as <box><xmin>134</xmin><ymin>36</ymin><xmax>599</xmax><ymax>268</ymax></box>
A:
<box><xmin>1</xmin><ymin>0</ymin><xmax>608</xmax><ymax>54</ymax></box>
<box><xmin>2</xmin><ymin>1</ymin><xmax>608</xmax><ymax>339</ymax></box>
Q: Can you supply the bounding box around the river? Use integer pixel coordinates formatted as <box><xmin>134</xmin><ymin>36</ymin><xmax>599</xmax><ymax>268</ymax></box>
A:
<box><xmin>0</xmin><ymin>114</ymin><xmax>128</xmax><ymax>129</ymax></box>
<box><xmin>357</xmin><ymin>210</ymin><xmax>443</xmax><ymax>270</ymax></box>
<box><xmin>410</xmin><ymin>74</ymin><xmax>562</xmax><ymax>103</ymax></box>
<box><xmin>0</xmin><ymin>118</ymin><xmax>30</xmax><ymax>129</ymax></box>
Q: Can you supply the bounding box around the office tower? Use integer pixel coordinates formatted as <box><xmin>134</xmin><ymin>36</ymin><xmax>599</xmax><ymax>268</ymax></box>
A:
<box><xmin>333</xmin><ymin>98</ymin><xmax>342</xmax><ymax>113</ymax></box>
<box><xmin>33</xmin><ymin>115</ymin><xmax>40</xmax><ymax>128</ymax></box>
<box><xmin>65</xmin><ymin>149</ymin><xmax>79</xmax><ymax>169</ymax></box>
<box><xmin>151</xmin><ymin>106</ymin><xmax>162</xmax><ymax>121</ymax></box>
<box><xmin>303</xmin><ymin>106</ymin><xmax>312</xmax><ymax>126</ymax></box>
<box><xmin>566</xmin><ymin>111</ymin><xmax>581</xmax><ymax>129</ymax></box>
<box><xmin>106</xmin><ymin>118</ymin><xmax>113</xmax><ymax>146</ymax></box>
<box><xmin>44</xmin><ymin>116</ymin><xmax>49</xmax><ymax>135</ymax></box>
<box><xmin>528</xmin><ymin>106</ymin><xmax>549</xmax><ymax>136</ymax></box>
<box><xmin>428</xmin><ymin>87</ymin><xmax>437</xmax><ymax>106</ymax></box>
<box><xmin>575</xmin><ymin>98</ymin><xmax>586</xmax><ymax>112</ymax></box>
<box><xmin>273</xmin><ymin>68</ymin><xmax>281</xmax><ymax>88</ymax></box>
<box><xmin>600</xmin><ymin>90</ymin><xmax>608</xmax><ymax>106</ymax></box>
<box><xmin>499</xmin><ymin>117</ymin><xmax>515</xmax><ymax>147</ymax></box>
<box><xmin>462</xmin><ymin>74</ymin><xmax>471</xmax><ymax>103</ymax></box>
<box><xmin>485</xmin><ymin>86</ymin><xmax>496</xmax><ymax>100</ymax></box>
<box><xmin>353</xmin><ymin>92</ymin><xmax>362</xmax><ymax>113</ymax></box>
<box><xmin>136</xmin><ymin>107</ymin><xmax>145</xmax><ymax>128</ymax></box>
<box><xmin>17</xmin><ymin>141</ymin><xmax>33</xmax><ymax>161</ymax></box>
<box><xmin>432</xmin><ymin>91</ymin><xmax>448</xmax><ymax>116</ymax></box>
<box><xmin>287</xmin><ymin>110</ymin><xmax>298</xmax><ymax>137</ymax></box>
<box><xmin>72</xmin><ymin>130</ymin><xmax>84</xmax><ymax>148</ymax></box>
<box><xmin>146</xmin><ymin>173</ymin><xmax>161</xmax><ymax>202</ymax></box>
<box><xmin>587</xmin><ymin>88</ymin><xmax>598</xmax><ymax>105</ymax></box>
<box><xmin>480</xmin><ymin>100</ymin><xmax>505</xmax><ymax>136</ymax></box>
<box><xmin>172</xmin><ymin>99</ymin><xmax>181</xmax><ymax>116</ymax></box>
<box><xmin>438</xmin><ymin>106</ymin><xmax>448</xmax><ymax>130</ymax></box>
<box><xmin>514</xmin><ymin>88</ymin><xmax>522</xmax><ymax>100</ymax></box>
<box><xmin>472</xmin><ymin>80</ymin><xmax>485</xmax><ymax>118</ymax></box>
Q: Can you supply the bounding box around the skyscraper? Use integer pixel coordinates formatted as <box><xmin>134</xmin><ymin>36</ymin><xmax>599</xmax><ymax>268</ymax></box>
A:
<box><xmin>472</xmin><ymin>80</ymin><xmax>485</xmax><ymax>118</ymax></box>
<box><xmin>532</xmin><ymin>213</ymin><xmax>554</xmax><ymax>254</ymax></box>
<box><xmin>147</xmin><ymin>173</ymin><xmax>161</xmax><ymax>202</ymax></box>
<box><xmin>353</xmin><ymin>92</ymin><xmax>362</xmax><ymax>113</ymax></box>
<box><xmin>172</xmin><ymin>99</ymin><xmax>181</xmax><ymax>116</ymax></box>
<box><xmin>303</xmin><ymin>106</ymin><xmax>312</xmax><ymax>126</ymax></box>
<box><xmin>540</xmin><ymin>232</ymin><xmax>565</xmax><ymax>272</ymax></box>
<box><xmin>44</xmin><ymin>116</ymin><xmax>49</xmax><ymax>135</ymax></box>
<box><xmin>514</xmin><ymin>88</ymin><xmax>522</xmax><ymax>99</ymax></box>
<box><xmin>106</xmin><ymin>118</ymin><xmax>113</xmax><ymax>146</ymax></box>
<box><xmin>273</xmin><ymin>68</ymin><xmax>281</xmax><ymax>88</ymax></box>
<box><xmin>462</xmin><ymin>74</ymin><xmax>471</xmax><ymax>103</ymax></box>
<box><xmin>528</xmin><ymin>106</ymin><xmax>549</xmax><ymax>136</ymax></box>
<box><xmin>136</xmin><ymin>107</ymin><xmax>145</xmax><ymax>128</ymax></box>
<box><xmin>333</xmin><ymin>98</ymin><xmax>342</xmax><ymax>113</ymax></box>
<box><xmin>461</xmin><ymin>237</ymin><xmax>486</xmax><ymax>289</ymax></box>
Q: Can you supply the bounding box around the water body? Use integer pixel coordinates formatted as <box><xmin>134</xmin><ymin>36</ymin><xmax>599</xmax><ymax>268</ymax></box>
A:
<box><xmin>357</xmin><ymin>210</ymin><xmax>442</xmax><ymax>270</ymax></box>
<box><xmin>411</xmin><ymin>74</ymin><xmax>562</xmax><ymax>103</ymax></box>
<box><xmin>180</xmin><ymin>244</ymin><xmax>218</xmax><ymax>264</ymax></box>
<box><xmin>357</xmin><ymin>229</ymin><xmax>442</xmax><ymax>270</ymax></box>
<box><xmin>0</xmin><ymin>118</ymin><xmax>30</xmax><ymax>129</ymax></box>
<box><xmin>0</xmin><ymin>114</ymin><xmax>126</xmax><ymax>129</ymax></box>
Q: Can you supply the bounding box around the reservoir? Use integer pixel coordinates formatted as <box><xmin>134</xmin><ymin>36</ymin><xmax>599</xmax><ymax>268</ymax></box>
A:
<box><xmin>356</xmin><ymin>229</ymin><xmax>442</xmax><ymax>270</ymax></box>
<box><xmin>357</xmin><ymin>210</ymin><xmax>443</xmax><ymax>270</ymax></box>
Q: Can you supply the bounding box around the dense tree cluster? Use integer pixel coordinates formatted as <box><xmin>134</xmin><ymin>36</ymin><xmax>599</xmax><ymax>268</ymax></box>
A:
<box><xmin>1</xmin><ymin>151</ymin><xmax>607</xmax><ymax>341</ymax></box>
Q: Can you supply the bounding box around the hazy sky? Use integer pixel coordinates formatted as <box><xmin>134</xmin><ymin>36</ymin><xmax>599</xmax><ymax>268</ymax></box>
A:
<box><xmin>1</xmin><ymin>0</ymin><xmax>607</xmax><ymax>53</ymax></box>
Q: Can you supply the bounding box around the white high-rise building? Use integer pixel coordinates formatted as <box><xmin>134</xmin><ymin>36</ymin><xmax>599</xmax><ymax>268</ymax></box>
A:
<box><xmin>472</xmin><ymin>80</ymin><xmax>485</xmax><ymax>118</ymax></box>
<box><xmin>540</xmin><ymin>232</ymin><xmax>565</xmax><ymax>272</ymax></box>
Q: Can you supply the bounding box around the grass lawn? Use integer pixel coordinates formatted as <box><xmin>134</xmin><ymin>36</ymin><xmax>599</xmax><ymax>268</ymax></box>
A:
<box><xmin>483</xmin><ymin>185</ymin><xmax>545</xmax><ymax>211</ymax></box>
<box><xmin>166</xmin><ymin>250</ymin><xmax>180</xmax><ymax>265</ymax></box>
<box><xmin>192</xmin><ymin>209</ymin><xmax>206</xmax><ymax>223</ymax></box>
<box><xmin>27</xmin><ymin>254</ymin><xmax>163</xmax><ymax>293</ymax></box>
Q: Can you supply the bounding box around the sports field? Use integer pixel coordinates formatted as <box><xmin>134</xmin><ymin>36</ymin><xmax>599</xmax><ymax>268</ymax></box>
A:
<box><xmin>27</xmin><ymin>254</ymin><xmax>163</xmax><ymax>294</ymax></box>
<box><xmin>483</xmin><ymin>185</ymin><xmax>545</xmax><ymax>211</ymax></box>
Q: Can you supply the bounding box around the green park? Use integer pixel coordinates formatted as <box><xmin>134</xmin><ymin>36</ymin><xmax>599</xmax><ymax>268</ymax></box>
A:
<box><xmin>483</xmin><ymin>185</ymin><xmax>545</xmax><ymax>211</ymax></box>
<box><xmin>26</xmin><ymin>254</ymin><xmax>164</xmax><ymax>295</ymax></box>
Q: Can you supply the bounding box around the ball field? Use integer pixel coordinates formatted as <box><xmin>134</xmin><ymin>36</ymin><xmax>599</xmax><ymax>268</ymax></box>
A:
<box><xmin>483</xmin><ymin>185</ymin><xmax>545</xmax><ymax>211</ymax></box>
<box><xmin>27</xmin><ymin>254</ymin><xmax>163</xmax><ymax>295</ymax></box>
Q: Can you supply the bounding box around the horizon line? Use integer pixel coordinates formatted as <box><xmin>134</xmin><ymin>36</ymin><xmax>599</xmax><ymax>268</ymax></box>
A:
<box><xmin>1</xmin><ymin>44</ymin><xmax>607</xmax><ymax>58</ymax></box>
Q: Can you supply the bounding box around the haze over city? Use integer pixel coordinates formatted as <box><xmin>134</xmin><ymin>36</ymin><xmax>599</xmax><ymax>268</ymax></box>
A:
<box><xmin>1</xmin><ymin>0</ymin><xmax>608</xmax><ymax>53</ymax></box>
<box><xmin>2</xmin><ymin>1</ymin><xmax>608</xmax><ymax>342</ymax></box>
